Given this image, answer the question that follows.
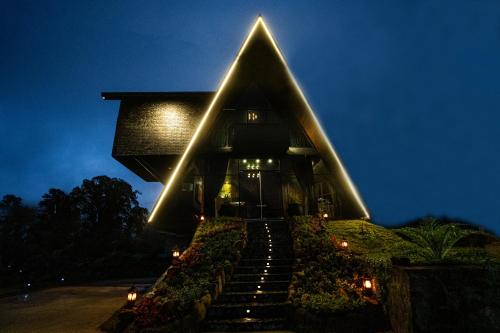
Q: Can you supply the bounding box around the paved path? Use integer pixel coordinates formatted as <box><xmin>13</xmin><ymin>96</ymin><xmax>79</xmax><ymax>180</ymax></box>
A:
<box><xmin>0</xmin><ymin>279</ymin><xmax>154</xmax><ymax>333</ymax></box>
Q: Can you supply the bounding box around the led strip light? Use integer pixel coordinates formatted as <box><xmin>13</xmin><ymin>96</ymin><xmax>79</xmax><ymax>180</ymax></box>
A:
<box><xmin>149</xmin><ymin>17</ymin><xmax>369</xmax><ymax>222</ymax></box>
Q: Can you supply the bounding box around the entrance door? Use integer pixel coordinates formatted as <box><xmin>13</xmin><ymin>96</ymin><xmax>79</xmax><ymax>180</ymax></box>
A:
<box><xmin>238</xmin><ymin>159</ymin><xmax>282</xmax><ymax>219</ymax></box>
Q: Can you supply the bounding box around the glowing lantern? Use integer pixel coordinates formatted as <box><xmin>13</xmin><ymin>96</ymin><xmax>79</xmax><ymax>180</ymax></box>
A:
<box><xmin>199</xmin><ymin>215</ymin><xmax>205</xmax><ymax>222</ymax></box>
<box><xmin>127</xmin><ymin>286</ymin><xmax>138</xmax><ymax>303</ymax></box>
<box><xmin>322</xmin><ymin>213</ymin><xmax>329</xmax><ymax>219</ymax></box>
<box><xmin>340</xmin><ymin>240</ymin><xmax>349</xmax><ymax>249</ymax></box>
<box><xmin>363</xmin><ymin>278</ymin><xmax>373</xmax><ymax>290</ymax></box>
<box><xmin>172</xmin><ymin>246</ymin><xmax>181</xmax><ymax>259</ymax></box>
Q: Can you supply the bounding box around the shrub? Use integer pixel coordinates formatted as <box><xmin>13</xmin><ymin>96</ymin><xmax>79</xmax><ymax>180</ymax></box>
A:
<box><xmin>132</xmin><ymin>217</ymin><xmax>246</xmax><ymax>329</ymax></box>
<box><xmin>398</xmin><ymin>217</ymin><xmax>472</xmax><ymax>261</ymax></box>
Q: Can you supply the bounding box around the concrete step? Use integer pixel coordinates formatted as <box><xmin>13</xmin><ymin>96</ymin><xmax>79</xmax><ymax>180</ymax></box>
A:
<box><xmin>225</xmin><ymin>280</ymin><xmax>290</xmax><ymax>292</ymax></box>
<box><xmin>239</xmin><ymin>258</ymin><xmax>293</xmax><ymax>267</ymax></box>
<box><xmin>235</xmin><ymin>265</ymin><xmax>292</xmax><ymax>275</ymax></box>
<box><xmin>207</xmin><ymin>302</ymin><xmax>289</xmax><ymax>319</ymax></box>
<box><xmin>218</xmin><ymin>291</ymin><xmax>288</xmax><ymax>304</ymax></box>
<box><xmin>232</xmin><ymin>273</ymin><xmax>291</xmax><ymax>282</ymax></box>
<box><xmin>203</xmin><ymin>317</ymin><xmax>288</xmax><ymax>331</ymax></box>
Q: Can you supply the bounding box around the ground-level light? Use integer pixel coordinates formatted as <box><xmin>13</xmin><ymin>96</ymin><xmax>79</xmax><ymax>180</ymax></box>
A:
<box><xmin>127</xmin><ymin>286</ymin><xmax>138</xmax><ymax>303</ymax></box>
<box><xmin>363</xmin><ymin>278</ymin><xmax>373</xmax><ymax>290</ymax></box>
<box><xmin>172</xmin><ymin>246</ymin><xmax>181</xmax><ymax>259</ymax></box>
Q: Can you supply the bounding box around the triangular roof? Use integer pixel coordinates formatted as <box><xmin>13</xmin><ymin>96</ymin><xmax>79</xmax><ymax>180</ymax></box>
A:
<box><xmin>148</xmin><ymin>17</ymin><xmax>369</xmax><ymax>222</ymax></box>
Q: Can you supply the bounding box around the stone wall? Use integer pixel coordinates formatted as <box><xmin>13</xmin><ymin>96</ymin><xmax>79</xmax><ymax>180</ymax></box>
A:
<box><xmin>387</xmin><ymin>265</ymin><xmax>500</xmax><ymax>333</ymax></box>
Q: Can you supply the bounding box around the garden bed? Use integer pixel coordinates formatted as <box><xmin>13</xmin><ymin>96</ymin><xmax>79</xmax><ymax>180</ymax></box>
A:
<box><xmin>101</xmin><ymin>217</ymin><xmax>246</xmax><ymax>333</ymax></box>
<box><xmin>288</xmin><ymin>217</ymin><xmax>499</xmax><ymax>332</ymax></box>
<box><xmin>288</xmin><ymin>217</ymin><xmax>390</xmax><ymax>333</ymax></box>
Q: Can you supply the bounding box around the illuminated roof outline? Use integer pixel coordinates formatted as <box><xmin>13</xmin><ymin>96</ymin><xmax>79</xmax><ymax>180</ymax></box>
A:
<box><xmin>148</xmin><ymin>16</ymin><xmax>370</xmax><ymax>222</ymax></box>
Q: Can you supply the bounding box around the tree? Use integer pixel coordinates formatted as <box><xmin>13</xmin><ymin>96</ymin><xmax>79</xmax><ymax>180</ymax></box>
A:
<box><xmin>70</xmin><ymin>175</ymin><xmax>148</xmax><ymax>241</ymax></box>
<box><xmin>38</xmin><ymin>188</ymin><xmax>79</xmax><ymax>249</ymax></box>
<box><xmin>0</xmin><ymin>195</ymin><xmax>37</xmax><ymax>267</ymax></box>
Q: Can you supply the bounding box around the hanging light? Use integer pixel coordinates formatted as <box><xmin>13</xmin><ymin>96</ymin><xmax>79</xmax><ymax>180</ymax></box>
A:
<box><xmin>127</xmin><ymin>286</ymin><xmax>138</xmax><ymax>304</ymax></box>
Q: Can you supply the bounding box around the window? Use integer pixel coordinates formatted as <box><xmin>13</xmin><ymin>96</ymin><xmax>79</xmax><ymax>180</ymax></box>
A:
<box><xmin>247</xmin><ymin>110</ymin><xmax>260</xmax><ymax>123</ymax></box>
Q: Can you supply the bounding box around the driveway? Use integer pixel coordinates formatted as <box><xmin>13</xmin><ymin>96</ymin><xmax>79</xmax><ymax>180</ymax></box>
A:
<box><xmin>0</xmin><ymin>279</ymin><xmax>154</xmax><ymax>333</ymax></box>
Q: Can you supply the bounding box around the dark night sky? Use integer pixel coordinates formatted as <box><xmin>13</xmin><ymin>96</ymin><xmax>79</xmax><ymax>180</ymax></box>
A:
<box><xmin>1</xmin><ymin>1</ymin><xmax>499</xmax><ymax>233</ymax></box>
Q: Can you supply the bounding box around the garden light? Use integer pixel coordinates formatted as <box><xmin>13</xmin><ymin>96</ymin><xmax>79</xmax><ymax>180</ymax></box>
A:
<box><xmin>172</xmin><ymin>246</ymin><xmax>181</xmax><ymax>259</ymax></box>
<box><xmin>323</xmin><ymin>213</ymin><xmax>328</xmax><ymax>219</ymax></box>
<box><xmin>340</xmin><ymin>240</ymin><xmax>348</xmax><ymax>249</ymax></box>
<box><xmin>199</xmin><ymin>214</ymin><xmax>205</xmax><ymax>222</ymax></box>
<box><xmin>363</xmin><ymin>278</ymin><xmax>373</xmax><ymax>290</ymax></box>
<box><xmin>127</xmin><ymin>286</ymin><xmax>138</xmax><ymax>304</ymax></box>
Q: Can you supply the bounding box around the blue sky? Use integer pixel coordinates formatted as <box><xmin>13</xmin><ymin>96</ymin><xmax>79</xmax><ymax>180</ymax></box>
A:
<box><xmin>1</xmin><ymin>1</ymin><xmax>499</xmax><ymax>233</ymax></box>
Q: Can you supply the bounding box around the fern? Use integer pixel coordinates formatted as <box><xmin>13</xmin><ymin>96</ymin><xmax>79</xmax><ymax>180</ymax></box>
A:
<box><xmin>399</xmin><ymin>217</ymin><xmax>471</xmax><ymax>261</ymax></box>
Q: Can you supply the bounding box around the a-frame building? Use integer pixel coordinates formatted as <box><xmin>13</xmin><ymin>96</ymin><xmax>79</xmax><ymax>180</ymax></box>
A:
<box><xmin>103</xmin><ymin>17</ymin><xmax>369</xmax><ymax>233</ymax></box>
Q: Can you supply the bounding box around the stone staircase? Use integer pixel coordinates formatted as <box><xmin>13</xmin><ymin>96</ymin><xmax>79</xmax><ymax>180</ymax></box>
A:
<box><xmin>202</xmin><ymin>219</ymin><xmax>294</xmax><ymax>332</ymax></box>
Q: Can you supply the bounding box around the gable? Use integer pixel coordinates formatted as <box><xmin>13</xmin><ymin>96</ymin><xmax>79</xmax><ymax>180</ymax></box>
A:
<box><xmin>148</xmin><ymin>17</ymin><xmax>370</xmax><ymax>222</ymax></box>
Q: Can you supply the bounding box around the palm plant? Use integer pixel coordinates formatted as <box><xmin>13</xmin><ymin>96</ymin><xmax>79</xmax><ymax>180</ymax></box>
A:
<box><xmin>399</xmin><ymin>217</ymin><xmax>471</xmax><ymax>261</ymax></box>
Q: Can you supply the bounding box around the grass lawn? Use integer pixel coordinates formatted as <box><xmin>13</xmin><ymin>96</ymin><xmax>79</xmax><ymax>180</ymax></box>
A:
<box><xmin>326</xmin><ymin>219</ymin><xmax>500</xmax><ymax>265</ymax></box>
<box><xmin>0</xmin><ymin>285</ymin><xmax>129</xmax><ymax>333</ymax></box>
